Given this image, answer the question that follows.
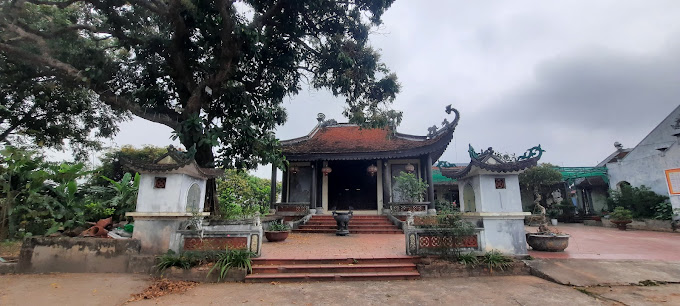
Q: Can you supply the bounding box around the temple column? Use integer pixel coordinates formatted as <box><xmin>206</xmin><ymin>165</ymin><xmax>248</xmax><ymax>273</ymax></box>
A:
<box><xmin>270</xmin><ymin>165</ymin><xmax>277</xmax><ymax>207</ymax></box>
<box><xmin>382</xmin><ymin>161</ymin><xmax>391</xmax><ymax>207</ymax></box>
<box><xmin>426</xmin><ymin>154</ymin><xmax>435</xmax><ymax>213</ymax></box>
<box><xmin>310</xmin><ymin>163</ymin><xmax>317</xmax><ymax>210</ymax></box>
<box><xmin>281</xmin><ymin>169</ymin><xmax>288</xmax><ymax>202</ymax></box>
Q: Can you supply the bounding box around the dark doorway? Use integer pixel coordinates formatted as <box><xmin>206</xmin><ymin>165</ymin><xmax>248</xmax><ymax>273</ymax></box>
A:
<box><xmin>328</xmin><ymin>160</ymin><xmax>378</xmax><ymax>210</ymax></box>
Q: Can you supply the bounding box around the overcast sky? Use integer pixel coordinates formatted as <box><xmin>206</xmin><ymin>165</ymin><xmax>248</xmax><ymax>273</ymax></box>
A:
<box><xmin>106</xmin><ymin>0</ymin><xmax>680</xmax><ymax>178</ymax></box>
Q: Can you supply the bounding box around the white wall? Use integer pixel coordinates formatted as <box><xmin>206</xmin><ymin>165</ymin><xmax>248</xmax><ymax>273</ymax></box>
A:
<box><xmin>136</xmin><ymin>173</ymin><xmax>206</xmax><ymax>213</ymax></box>
<box><xmin>477</xmin><ymin>174</ymin><xmax>522</xmax><ymax>213</ymax></box>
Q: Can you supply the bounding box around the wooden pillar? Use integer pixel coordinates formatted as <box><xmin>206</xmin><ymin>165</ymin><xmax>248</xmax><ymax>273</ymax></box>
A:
<box><xmin>310</xmin><ymin>163</ymin><xmax>317</xmax><ymax>209</ymax></box>
<box><xmin>281</xmin><ymin>169</ymin><xmax>288</xmax><ymax>202</ymax></box>
<box><xmin>426</xmin><ymin>155</ymin><xmax>435</xmax><ymax>210</ymax></box>
<box><xmin>382</xmin><ymin>160</ymin><xmax>391</xmax><ymax>207</ymax></box>
<box><xmin>270</xmin><ymin>165</ymin><xmax>277</xmax><ymax>207</ymax></box>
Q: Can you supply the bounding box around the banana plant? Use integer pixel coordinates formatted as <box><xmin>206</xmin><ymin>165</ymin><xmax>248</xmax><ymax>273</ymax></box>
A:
<box><xmin>101</xmin><ymin>172</ymin><xmax>140</xmax><ymax>220</ymax></box>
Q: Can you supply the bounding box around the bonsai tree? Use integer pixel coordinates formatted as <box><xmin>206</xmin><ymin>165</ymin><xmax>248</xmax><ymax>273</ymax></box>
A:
<box><xmin>609</xmin><ymin>206</ymin><xmax>633</xmax><ymax>231</ymax></box>
<box><xmin>392</xmin><ymin>172</ymin><xmax>428</xmax><ymax>202</ymax></box>
<box><xmin>610</xmin><ymin>207</ymin><xmax>633</xmax><ymax>221</ymax></box>
<box><xmin>519</xmin><ymin>163</ymin><xmax>563</xmax><ymax>221</ymax></box>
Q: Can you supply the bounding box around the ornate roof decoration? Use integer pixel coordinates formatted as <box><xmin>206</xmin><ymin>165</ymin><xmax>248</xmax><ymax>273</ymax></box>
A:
<box><xmin>122</xmin><ymin>145</ymin><xmax>224</xmax><ymax>179</ymax></box>
<box><xmin>281</xmin><ymin>105</ymin><xmax>461</xmax><ymax>161</ymax></box>
<box><xmin>442</xmin><ymin>144</ymin><xmax>543</xmax><ymax>179</ymax></box>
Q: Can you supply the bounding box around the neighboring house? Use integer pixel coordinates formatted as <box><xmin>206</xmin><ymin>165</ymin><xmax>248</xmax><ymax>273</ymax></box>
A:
<box><xmin>604</xmin><ymin>105</ymin><xmax>680</xmax><ymax>205</ymax></box>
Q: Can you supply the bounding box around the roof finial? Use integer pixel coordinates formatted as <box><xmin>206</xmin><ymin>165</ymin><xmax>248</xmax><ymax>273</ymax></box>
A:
<box><xmin>317</xmin><ymin>113</ymin><xmax>326</xmax><ymax>123</ymax></box>
<box><xmin>614</xmin><ymin>142</ymin><xmax>623</xmax><ymax>151</ymax></box>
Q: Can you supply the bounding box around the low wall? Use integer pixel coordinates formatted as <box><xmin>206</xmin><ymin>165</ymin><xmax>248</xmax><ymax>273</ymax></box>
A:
<box><xmin>417</xmin><ymin>258</ymin><xmax>530</xmax><ymax>277</ymax></box>
<box><xmin>595</xmin><ymin>219</ymin><xmax>677</xmax><ymax>232</ymax></box>
<box><xmin>19</xmin><ymin>237</ymin><xmax>141</xmax><ymax>273</ymax></box>
<box><xmin>405</xmin><ymin>228</ymin><xmax>482</xmax><ymax>256</ymax></box>
<box><xmin>160</xmin><ymin>266</ymin><xmax>247</xmax><ymax>282</ymax></box>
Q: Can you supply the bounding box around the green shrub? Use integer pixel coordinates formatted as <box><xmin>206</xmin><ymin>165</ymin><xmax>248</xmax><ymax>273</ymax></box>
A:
<box><xmin>610</xmin><ymin>206</ymin><xmax>633</xmax><ymax>221</ymax></box>
<box><xmin>208</xmin><ymin>248</ymin><xmax>255</xmax><ymax>281</ymax></box>
<box><xmin>653</xmin><ymin>202</ymin><xmax>673</xmax><ymax>220</ymax></box>
<box><xmin>458</xmin><ymin>252</ymin><xmax>479</xmax><ymax>267</ymax></box>
<box><xmin>156</xmin><ymin>251</ymin><xmax>195</xmax><ymax>271</ymax></box>
<box><xmin>267</xmin><ymin>221</ymin><xmax>290</xmax><ymax>231</ymax></box>
<box><xmin>482</xmin><ymin>250</ymin><xmax>513</xmax><ymax>273</ymax></box>
<box><xmin>607</xmin><ymin>185</ymin><xmax>668</xmax><ymax>218</ymax></box>
<box><xmin>392</xmin><ymin>172</ymin><xmax>428</xmax><ymax>202</ymax></box>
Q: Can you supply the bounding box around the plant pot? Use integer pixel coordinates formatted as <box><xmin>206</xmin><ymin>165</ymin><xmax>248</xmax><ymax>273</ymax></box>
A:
<box><xmin>550</xmin><ymin>219</ymin><xmax>558</xmax><ymax>226</ymax></box>
<box><xmin>611</xmin><ymin>220</ymin><xmax>632</xmax><ymax>231</ymax></box>
<box><xmin>264</xmin><ymin>231</ymin><xmax>290</xmax><ymax>242</ymax></box>
<box><xmin>526</xmin><ymin>233</ymin><xmax>570</xmax><ymax>252</ymax></box>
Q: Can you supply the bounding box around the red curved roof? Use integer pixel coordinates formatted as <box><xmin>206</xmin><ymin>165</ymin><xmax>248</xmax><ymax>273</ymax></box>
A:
<box><xmin>282</xmin><ymin>125</ymin><xmax>440</xmax><ymax>154</ymax></box>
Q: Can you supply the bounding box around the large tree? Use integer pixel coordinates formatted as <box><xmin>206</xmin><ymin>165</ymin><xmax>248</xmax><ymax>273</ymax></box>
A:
<box><xmin>0</xmin><ymin>0</ymin><xmax>401</xmax><ymax>171</ymax></box>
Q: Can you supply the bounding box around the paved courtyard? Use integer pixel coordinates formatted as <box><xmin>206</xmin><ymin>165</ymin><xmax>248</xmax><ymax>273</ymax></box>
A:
<box><xmin>262</xmin><ymin>224</ymin><xmax>680</xmax><ymax>261</ymax></box>
<box><xmin>260</xmin><ymin>232</ymin><xmax>405</xmax><ymax>259</ymax></box>
<box><xmin>527</xmin><ymin>223</ymin><xmax>680</xmax><ymax>261</ymax></box>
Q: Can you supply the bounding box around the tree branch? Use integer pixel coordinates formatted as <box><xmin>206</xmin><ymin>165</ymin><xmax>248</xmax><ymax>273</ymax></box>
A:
<box><xmin>250</xmin><ymin>0</ymin><xmax>287</xmax><ymax>30</ymax></box>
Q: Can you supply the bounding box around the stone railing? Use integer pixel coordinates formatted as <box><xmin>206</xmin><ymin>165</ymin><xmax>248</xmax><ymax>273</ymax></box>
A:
<box><xmin>176</xmin><ymin>215</ymin><xmax>263</xmax><ymax>256</ymax></box>
<box><xmin>404</xmin><ymin>213</ymin><xmax>483</xmax><ymax>256</ymax></box>
<box><xmin>387</xmin><ymin>202</ymin><xmax>430</xmax><ymax>216</ymax></box>
<box><xmin>274</xmin><ymin>202</ymin><xmax>310</xmax><ymax>216</ymax></box>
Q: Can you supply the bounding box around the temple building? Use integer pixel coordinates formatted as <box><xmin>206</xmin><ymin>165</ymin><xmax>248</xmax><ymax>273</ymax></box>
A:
<box><xmin>270</xmin><ymin>106</ymin><xmax>460</xmax><ymax>215</ymax></box>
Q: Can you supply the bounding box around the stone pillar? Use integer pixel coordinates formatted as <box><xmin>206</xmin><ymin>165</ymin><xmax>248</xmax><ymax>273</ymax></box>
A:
<box><xmin>311</xmin><ymin>163</ymin><xmax>317</xmax><ymax>210</ymax></box>
<box><xmin>426</xmin><ymin>155</ymin><xmax>435</xmax><ymax>213</ymax></box>
<box><xmin>270</xmin><ymin>165</ymin><xmax>277</xmax><ymax>207</ymax></box>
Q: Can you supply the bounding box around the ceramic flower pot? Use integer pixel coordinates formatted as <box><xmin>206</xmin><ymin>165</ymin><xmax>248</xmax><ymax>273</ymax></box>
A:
<box><xmin>611</xmin><ymin>220</ymin><xmax>632</xmax><ymax>231</ymax></box>
<box><xmin>526</xmin><ymin>233</ymin><xmax>570</xmax><ymax>252</ymax></box>
<box><xmin>264</xmin><ymin>231</ymin><xmax>290</xmax><ymax>242</ymax></box>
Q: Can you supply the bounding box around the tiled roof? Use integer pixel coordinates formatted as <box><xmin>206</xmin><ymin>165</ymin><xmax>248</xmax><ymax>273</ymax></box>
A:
<box><xmin>282</xmin><ymin>125</ymin><xmax>441</xmax><ymax>154</ymax></box>
<box><xmin>281</xmin><ymin>106</ymin><xmax>461</xmax><ymax>161</ymax></box>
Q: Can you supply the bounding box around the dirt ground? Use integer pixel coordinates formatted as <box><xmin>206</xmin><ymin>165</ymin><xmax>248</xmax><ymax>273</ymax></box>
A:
<box><xmin>3</xmin><ymin>273</ymin><xmax>680</xmax><ymax>306</ymax></box>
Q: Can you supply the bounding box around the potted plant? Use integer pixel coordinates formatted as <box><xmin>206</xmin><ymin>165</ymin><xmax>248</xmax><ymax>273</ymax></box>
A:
<box><xmin>610</xmin><ymin>206</ymin><xmax>633</xmax><ymax>231</ymax></box>
<box><xmin>526</xmin><ymin>224</ymin><xmax>570</xmax><ymax>252</ymax></box>
<box><xmin>547</xmin><ymin>209</ymin><xmax>560</xmax><ymax>226</ymax></box>
<box><xmin>264</xmin><ymin>221</ymin><xmax>290</xmax><ymax>242</ymax></box>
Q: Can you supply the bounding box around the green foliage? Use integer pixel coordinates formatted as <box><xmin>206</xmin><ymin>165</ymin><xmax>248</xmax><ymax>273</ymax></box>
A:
<box><xmin>653</xmin><ymin>202</ymin><xmax>674</xmax><ymax>220</ymax></box>
<box><xmin>99</xmin><ymin>172</ymin><xmax>140</xmax><ymax>221</ymax></box>
<box><xmin>393</xmin><ymin>172</ymin><xmax>428</xmax><ymax>202</ymax></box>
<box><xmin>519</xmin><ymin>163</ymin><xmax>563</xmax><ymax>191</ymax></box>
<box><xmin>0</xmin><ymin>53</ymin><xmax>122</xmax><ymax>159</ymax></box>
<box><xmin>208</xmin><ymin>248</ymin><xmax>255</xmax><ymax>281</ymax></box>
<box><xmin>547</xmin><ymin>209</ymin><xmax>560</xmax><ymax>219</ymax></box>
<box><xmin>0</xmin><ymin>146</ymin><xmax>140</xmax><ymax>238</ymax></box>
<box><xmin>458</xmin><ymin>252</ymin><xmax>479</xmax><ymax>268</ymax></box>
<box><xmin>267</xmin><ymin>221</ymin><xmax>290</xmax><ymax>232</ymax></box>
<box><xmin>607</xmin><ymin>185</ymin><xmax>668</xmax><ymax>218</ymax></box>
<box><xmin>482</xmin><ymin>250</ymin><xmax>513</xmax><ymax>272</ymax></box>
<box><xmin>610</xmin><ymin>206</ymin><xmax>633</xmax><ymax>221</ymax></box>
<box><xmin>435</xmin><ymin>199</ymin><xmax>456</xmax><ymax>215</ymax></box>
<box><xmin>90</xmin><ymin>145</ymin><xmax>166</xmax><ymax>186</ymax></box>
<box><xmin>217</xmin><ymin>170</ymin><xmax>279</xmax><ymax>220</ymax></box>
<box><xmin>2</xmin><ymin>1</ymin><xmax>401</xmax><ymax>170</ymax></box>
<box><xmin>156</xmin><ymin>250</ymin><xmax>194</xmax><ymax>271</ymax></box>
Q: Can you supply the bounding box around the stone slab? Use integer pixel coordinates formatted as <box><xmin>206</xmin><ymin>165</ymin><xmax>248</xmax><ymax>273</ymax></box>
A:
<box><xmin>526</xmin><ymin>258</ymin><xmax>680</xmax><ymax>286</ymax></box>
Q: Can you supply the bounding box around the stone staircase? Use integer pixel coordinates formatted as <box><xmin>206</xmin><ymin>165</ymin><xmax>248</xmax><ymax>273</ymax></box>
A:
<box><xmin>293</xmin><ymin>215</ymin><xmax>402</xmax><ymax>234</ymax></box>
<box><xmin>245</xmin><ymin>257</ymin><xmax>421</xmax><ymax>282</ymax></box>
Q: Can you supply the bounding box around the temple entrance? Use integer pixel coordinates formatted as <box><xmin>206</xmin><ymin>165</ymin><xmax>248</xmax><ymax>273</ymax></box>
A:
<box><xmin>328</xmin><ymin>160</ymin><xmax>378</xmax><ymax>210</ymax></box>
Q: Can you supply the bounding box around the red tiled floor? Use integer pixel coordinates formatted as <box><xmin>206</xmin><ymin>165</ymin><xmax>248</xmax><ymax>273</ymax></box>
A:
<box><xmin>527</xmin><ymin>223</ymin><xmax>680</xmax><ymax>261</ymax></box>
<box><xmin>260</xmin><ymin>233</ymin><xmax>406</xmax><ymax>259</ymax></box>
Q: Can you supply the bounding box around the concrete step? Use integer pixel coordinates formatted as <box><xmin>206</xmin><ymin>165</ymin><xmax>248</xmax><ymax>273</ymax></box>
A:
<box><xmin>251</xmin><ymin>263</ymin><xmax>417</xmax><ymax>274</ymax></box>
<box><xmin>245</xmin><ymin>271</ymin><xmax>420</xmax><ymax>282</ymax></box>
<box><xmin>293</xmin><ymin>228</ymin><xmax>402</xmax><ymax>234</ymax></box>
<box><xmin>252</xmin><ymin>257</ymin><xmax>419</xmax><ymax>266</ymax></box>
<box><xmin>247</xmin><ymin>257</ymin><xmax>421</xmax><ymax>282</ymax></box>
<box><xmin>298</xmin><ymin>225</ymin><xmax>399</xmax><ymax>230</ymax></box>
